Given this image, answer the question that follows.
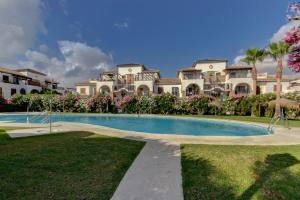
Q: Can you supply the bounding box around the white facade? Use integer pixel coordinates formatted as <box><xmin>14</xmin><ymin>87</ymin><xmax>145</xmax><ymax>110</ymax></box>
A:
<box><xmin>0</xmin><ymin>67</ymin><xmax>59</xmax><ymax>99</ymax></box>
<box><xmin>75</xmin><ymin>60</ymin><xmax>300</xmax><ymax>99</ymax></box>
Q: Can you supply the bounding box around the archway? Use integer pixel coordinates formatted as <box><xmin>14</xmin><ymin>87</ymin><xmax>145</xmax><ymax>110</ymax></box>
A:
<box><xmin>20</xmin><ymin>88</ymin><xmax>26</xmax><ymax>95</ymax></box>
<box><xmin>137</xmin><ymin>85</ymin><xmax>150</xmax><ymax>96</ymax></box>
<box><xmin>30</xmin><ymin>89</ymin><xmax>39</xmax><ymax>94</ymax></box>
<box><xmin>100</xmin><ymin>85</ymin><xmax>110</xmax><ymax>95</ymax></box>
<box><xmin>186</xmin><ymin>84</ymin><xmax>200</xmax><ymax>96</ymax></box>
<box><xmin>235</xmin><ymin>83</ymin><xmax>251</xmax><ymax>95</ymax></box>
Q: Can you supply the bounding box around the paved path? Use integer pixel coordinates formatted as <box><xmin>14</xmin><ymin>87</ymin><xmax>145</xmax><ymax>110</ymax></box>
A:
<box><xmin>111</xmin><ymin>140</ymin><xmax>183</xmax><ymax>200</ymax></box>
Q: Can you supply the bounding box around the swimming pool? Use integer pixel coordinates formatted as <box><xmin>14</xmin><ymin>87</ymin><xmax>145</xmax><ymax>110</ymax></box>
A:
<box><xmin>0</xmin><ymin>114</ymin><xmax>268</xmax><ymax>136</ymax></box>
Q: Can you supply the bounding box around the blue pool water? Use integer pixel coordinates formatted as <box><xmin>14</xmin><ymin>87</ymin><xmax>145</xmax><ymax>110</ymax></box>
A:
<box><xmin>0</xmin><ymin>114</ymin><xmax>268</xmax><ymax>136</ymax></box>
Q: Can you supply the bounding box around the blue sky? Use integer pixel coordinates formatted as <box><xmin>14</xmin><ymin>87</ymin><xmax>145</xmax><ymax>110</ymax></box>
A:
<box><xmin>0</xmin><ymin>0</ymin><xmax>297</xmax><ymax>86</ymax></box>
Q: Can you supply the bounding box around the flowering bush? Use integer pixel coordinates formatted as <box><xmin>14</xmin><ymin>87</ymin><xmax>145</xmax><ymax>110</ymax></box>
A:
<box><xmin>4</xmin><ymin>92</ymin><xmax>300</xmax><ymax>117</ymax></box>
<box><xmin>187</xmin><ymin>95</ymin><xmax>209</xmax><ymax>114</ymax></box>
<box><xmin>153</xmin><ymin>93</ymin><xmax>176</xmax><ymax>114</ymax></box>
<box><xmin>63</xmin><ymin>93</ymin><xmax>79</xmax><ymax>112</ymax></box>
<box><xmin>137</xmin><ymin>95</ymin><xmax>156</xmax><ymax>114</ymax></box>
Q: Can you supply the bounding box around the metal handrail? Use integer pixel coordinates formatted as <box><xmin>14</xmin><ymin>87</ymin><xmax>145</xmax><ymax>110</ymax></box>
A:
<box><xmin>267</xmin><ymin>115</ymin><xmax>280</xmax><ymax>134</ymax></box>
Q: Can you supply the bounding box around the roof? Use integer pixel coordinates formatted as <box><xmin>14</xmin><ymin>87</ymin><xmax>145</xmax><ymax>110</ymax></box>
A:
<box><xmin>155</xmin><ymin>78</ymin><xmax>181</xmax><ymax>85</ymax></box>
<box><xmin>192</xmin><ymin>59</ymin><xmax>228</xmax><ymax>67</ymax></box>
<box><xmin>75</xmin><ymin>81</ymin><xmax>96</xmax><ymax>86</ymax></box>
<box><xmin>257</xmin><ymin>76</ymin><xmax>296</xmax><ymax>82</ymax></box>
<box><xmin>102</xmin><ymin>70</ymin><xmax>117</xmax><ymax>75</ymax></box>
<box><xmin>0</xmin><ymin>67</ymin><xmax>30</xmax><ymax>78</ymax></box>
<box><xmin>116</xmin><ymin>63</ymin><xmax>144</xmax><ymax>68</ymax></box>
<box><xmin>16</xmin><ymin>68</ymin><xmax>47</xmax><ymax>76</ymax></box>
<box><xmin>178</xmin><ymin>67</ymin><xmax>201</xmax><ymax>72</ymax></box>
<box><xmin>224</xmin><ymin>65</ymin><xmax>253</xmax><ymax>71</ymax></box>
<box><xmin>142</xmin><ymin>68</ymin><xmax>160</xmax><ymax>73</ymax></box>
<box><xmin>45</xmin><ymin>79</ymin><xmax>59</xmax><ymax>84</ymax></box>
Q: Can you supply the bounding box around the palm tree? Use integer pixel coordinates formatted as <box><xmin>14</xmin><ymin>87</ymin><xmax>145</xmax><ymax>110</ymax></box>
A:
<box><xmin>241</xmin><ymin>48</ymin><xmax>265</xmax><ymax>95</ymax></box>
<box><xmin>266</xmin><ymin>42</ymin><xmax>291</xmax><ymax>116</ymax></box>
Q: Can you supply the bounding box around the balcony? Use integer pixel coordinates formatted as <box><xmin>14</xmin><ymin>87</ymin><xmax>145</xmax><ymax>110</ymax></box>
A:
<box><xmin>183</xmin><ymin>72</ymin><xmax>202</xmax><ymax>80</ymax></box>
<box><xmin>28</xmin><ymin>80</ymin><xmax>41</xmax><ymax>87</ymax></box>
<box><xmin>113</xmin><ymin>84</ymin><xmax>135</xmax><ymax>92</ymax></box>
<box><xmin>229</xmin><ymin>73</ymin><xmax>251</xmax><ymax>79</ymax></box>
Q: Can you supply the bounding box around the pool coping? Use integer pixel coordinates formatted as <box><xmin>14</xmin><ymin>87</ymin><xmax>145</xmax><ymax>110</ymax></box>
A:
<box><xmin>1</xmin><ymin>113</ymin><xmax>300</xmax><ymax>145</ymax></box>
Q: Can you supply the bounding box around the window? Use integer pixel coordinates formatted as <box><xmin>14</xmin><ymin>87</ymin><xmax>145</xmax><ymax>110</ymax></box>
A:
<box><xmin>229</xmin><ymin>72</ymin><xmax>236</xmax><ymax>78</ymax></box>
<box><xmin>20</xmin><ymin>88</ymin><xmax>26</xmax><ymax>95</ymax></box>
<box><xmin>158</xmin><ymin>87</ymin><xmax>164</xmax><ymax>94</ymax></box>
<box><xmin>3</xmin><ymin>75</ymin><xmax>9</xmax><ymax>83</ymax></box>
<box><xmin>11</xmin><ymin>88</ymin><xmax>16</xmax><ymax>96</ymax></box>
<box><xmin>80</xmin><ymin>88</ymin><xmax>86</xmax><ymax>95</ymax></box>
<box><xmin>172</xmin><ymin>87</ymin><xmax>179</xmax><ymax>96</ymax></box>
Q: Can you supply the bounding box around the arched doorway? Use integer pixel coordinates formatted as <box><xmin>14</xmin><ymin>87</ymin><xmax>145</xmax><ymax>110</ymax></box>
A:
<box><xmin>100</xmin><ymin>85</ymin><xmax>110</xmax><ymax>95</ymax></box>
<box><xmin>186</xmin><ymin>84</ymin><xmax>200</xmax><ymax>96</ymax></box>
<box><xmin>137</xmin><ymin>85</ymin><xmax>150</xmax><ymax>96</ymax></box>
<box><xmin>30</xmin><ymin>89</ymin><xmax>39</xmax><ymax>94</ymax></box>
<box><xmin>235</xmin><ymin>83</ymin><xmax>251</xmax><ymax>95</ymax></box>
<box><xmin>20</xmin><ymin>88</ymin><xmax>26</xmax><ymax>95</ymax></box>
<box><xmin>256</xmin><ymin>86</ymin><xmax>261</xmax><ymax>95</ymax></box>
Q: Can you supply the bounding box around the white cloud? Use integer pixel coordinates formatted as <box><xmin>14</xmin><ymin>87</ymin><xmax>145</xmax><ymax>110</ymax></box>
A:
<box><xmin>234</xmin><ymin>54</ymin><xmax>297</xmax><ymax>76</ymax></box>
<box><xmin>271</xmin><ymin>20</ymin><xmax>300</xmax><ymax>43</ymax></box>
<box><xmin>0</xmin><ymin>0</ymin><xmax>45</xmax><ymax>62</ymax></box>
<box><xmin>20</xmin><ymin>41</ymin><xmax>113</xmax><ymax>87</ymax></box>
<box><xmin>233</xmin><ymin>20</ymin><xmax>300</xmax><ymax>76</ymax></box>
<box><xmin>114</xmin><ymin>22</ymin><xmax>129</xmax><ymax>29</ymax></box>
<box><xmin>38</xmin><ymin>44</ymin><xmax>48</xmax><ymax>53</ymax></box>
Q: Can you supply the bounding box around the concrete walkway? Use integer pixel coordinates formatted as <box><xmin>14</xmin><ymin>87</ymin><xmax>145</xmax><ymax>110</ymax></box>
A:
<box><xmin>111</xmin><ymin>140</ymin><xmax>183</xmax><ymax>200</ymax></box>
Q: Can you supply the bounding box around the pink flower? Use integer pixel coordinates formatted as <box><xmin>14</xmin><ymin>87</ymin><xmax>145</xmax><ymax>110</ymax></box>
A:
<box><xmin>284</xmin><ymin>27</ymin><xmax>300</xmax><ymax>45</ymax></box>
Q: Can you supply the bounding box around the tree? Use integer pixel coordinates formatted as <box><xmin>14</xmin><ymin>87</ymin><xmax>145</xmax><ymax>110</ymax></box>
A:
<box><xmin>266</xmin><ymin>42</ymin><xmax>291</xmax><ymax>116</ymax></box>
<box><xmin>241</xmin><ymin>48</ymin><xmax>265</xmax><ymax>95</ymax></box>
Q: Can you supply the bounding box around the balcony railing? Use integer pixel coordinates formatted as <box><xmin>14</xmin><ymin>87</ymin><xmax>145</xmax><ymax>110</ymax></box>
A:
<box><xmin>1</xmin><ymin>80</ymin><xmax>19</xmax><ymax>85</ymax></box>
<box><xmin>114</xmin><ymin>84</ymin><xmax>135</xmax><ymax>92</ymax></box>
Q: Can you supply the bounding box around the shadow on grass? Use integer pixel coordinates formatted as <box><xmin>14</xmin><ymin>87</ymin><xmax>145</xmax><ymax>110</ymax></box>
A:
<box><xmin>182</xmin><ymin>152</ymin><xmax>300</xmax><ymax>200</ymax></box>
<box><xmin>181</xmin><ymin>155</ymin><xmax>236</xmax><ymax>200</ymax></box>
<box><xmin>238</xmin><ymin>153</ymin><xmax>300</xmax><ymax>200</ymax></box>
<box><xmin>0</xmin><ymin>131</ymin><xmax>145</xmax><ymax>200</ymax></box>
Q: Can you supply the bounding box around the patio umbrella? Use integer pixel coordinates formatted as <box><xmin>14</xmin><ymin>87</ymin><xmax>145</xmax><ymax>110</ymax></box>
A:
<box><xmin>268</xmin><ymin>98</ymin><xmax>299</xmax><ymax>109</ymax></box>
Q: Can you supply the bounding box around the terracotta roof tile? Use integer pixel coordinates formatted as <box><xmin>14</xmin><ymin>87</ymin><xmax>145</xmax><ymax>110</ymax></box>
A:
<box><xmin>155</xmin><ymin>78</ymin><xmax>181</xmax><ymax>85</ymax></box>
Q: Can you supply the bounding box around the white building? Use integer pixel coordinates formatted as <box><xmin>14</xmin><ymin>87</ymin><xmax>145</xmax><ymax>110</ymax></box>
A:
<box><xmin>75</xmin><ymin>60</ymin><xmax>300</xmax><ymax>99</ymax></box>
<box><xmin>0</xmin><ymin>67</ymin><xmax>59</xmax><ymax>99</ymax></box>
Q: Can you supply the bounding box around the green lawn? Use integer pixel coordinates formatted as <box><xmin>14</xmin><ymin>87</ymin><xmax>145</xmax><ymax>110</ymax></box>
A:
<box><xmin>181</xmin><ymin>144</ymin><xmax>300</xmax><ymax>200</ymax></box>
<box><xmin>0</xmin><ymin>127</ymin><xmax>144</xmax><ymax>200</ymax></box>
<box><xmin>191</xmin><ymin>115</ymin><xmax>300</xmax><ymax>128</ymax></box>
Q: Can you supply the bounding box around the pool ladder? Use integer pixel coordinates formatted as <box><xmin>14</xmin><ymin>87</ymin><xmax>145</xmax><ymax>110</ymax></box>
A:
<box><xmin>27</xmin><ymin>112</ymin><xmax>49</xmax><ymax>124</ymax></box>
<box><xmin>267</xmin><ymin>116</ymin><xmax>280</xmax><ymax>134</ymax></box>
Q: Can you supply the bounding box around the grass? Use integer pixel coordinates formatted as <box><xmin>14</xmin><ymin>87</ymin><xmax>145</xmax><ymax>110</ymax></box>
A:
<box><xmin>181</xmin><ymin>144</ymin><xmax>300</xmax><ymax>200</ymax></box>
<box><xmin>0</xmin><ymin>127</ymin><xmax>145</xmax><ymax>200</ymax></box>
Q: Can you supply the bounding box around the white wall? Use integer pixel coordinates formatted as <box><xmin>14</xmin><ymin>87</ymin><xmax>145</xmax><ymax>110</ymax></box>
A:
<box><xmin>153</xmin><ymin>84</ymin><xmax>182</xmax><ymax>97</ymax></box>
<box><xmin>227</xmin><ymin>78</ymin><xmax>253</xmax><ymax>92</ymax></box>
<box><xmin>19</xmin><ymin>71</ymin><xmax>46</xmax><ymax>83</ymax></box>
<box><xmin>194</xmin><ymin>61</ymin><xmax>227</xmax><ymax>75</ymax></box>
<box><xmin>76</xmin><ymin>85</ymin><xmax>96</xmax><ymax>96</ymax></box>
<box><xmin>134</xmin><ymin>80</ymin><xmax>154</xmax><ymax>92</ymax></box>
<box><xmin>0</xmin><ymin>82</ymin><xmax>41</xmax><ymax>99</ymax></box>
<box><xmin>181</xmin><ymin>79</ymin><xmax>204</xmax><ymax>95</ymax></box>
<box><xmin>118</xmin><ymin>66</ymin><xmax>143</xmax><ymax>76</ymax></box>
<box><xmin>96</xmin><ymin>81</ymin><xmax>114</xmax><ymax>94</ymax></box>
<box><xmin>261</xmin><ymin>81</ymin><xmax>290</xmax><ymax>94</ymax></box>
